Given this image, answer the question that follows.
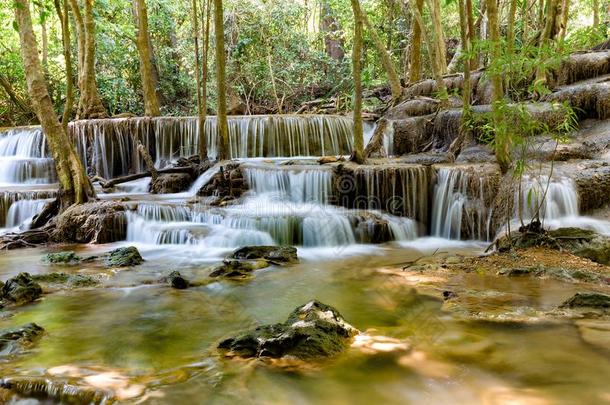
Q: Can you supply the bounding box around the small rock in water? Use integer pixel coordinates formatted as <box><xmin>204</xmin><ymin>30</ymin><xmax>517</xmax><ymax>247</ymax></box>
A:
<box><xmin>209</xmin><ymin>259</ymin><xmax>270</xmax><ymax>279</ymax></box>
<box><xmin>230</xmin><ymin>246</ymin><xmax>298</xmax><ymax>264</ymax></box>
<box><xmin>218</xmin><ymin>300</ymin><xmax>358</xmax><ymax>360</ymax></box>
<box><xmin>106</xmin><ymin>246</ymin><xmax>144</xmax><ymax>267</ymax></box>
<box><xmin>560</xmin><ymin>292</ymin><xmax>610</xmax><ymax>309</ymax></box>
<box><xmin>0</xmin><ymin>323</ymin><xmax>44</xmax><ymax>355</ymax></box>
<box><xmin>162</xmin><ymin>271</ymin><xmax>189</xmax><ymax>289</ymax></box>
<box><xmin>442</xmin><ymin>290</ymin><xmax>458</xmax><ymax>300</ymax></box>
<box><xmin>0</xmin><ymin>273</ymin><xmax>42</xmax><ymax>305</ymax></box>
<box><xmin>43</xmin><ymin>251</ymin><xmax>82</xmax><ymax>264</ymax></box>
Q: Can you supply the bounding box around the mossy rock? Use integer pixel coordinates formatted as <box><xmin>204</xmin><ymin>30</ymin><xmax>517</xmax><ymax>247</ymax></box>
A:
<box><xmin>43</xmin><ymin>251</ymin><xmax>82</xmax><ymax>265</ymax></box>
<box><xmin>560</xmin><ymin>292</ymin><xmax>610</xmax><ymax>309</ymax></box>
<box><xmin>106</xmin><ymin>246</ymin><xmax>144</xmax><ymax>267</ymax></box>
<box><xmin>218</xmin><ymin>300</ymin><xmax>358</xmax><ymax>360</ymax></box>
<box><xmin>31</xmin><ymin>273</ymin><xmax>100</xmax><ymax>287</ymax></box>
<box><xmin>160</xmin><ymin>271</ymin><xmax>189</xmax><ymax>289</ymax></box>
<box><xmin>0</xmin><ymin>323</ymin><xmax>44</xmax><ymax>355</ymax></box>
<box><xmin>1</xmin><ymin>273</ymin><xmax>42</xmax><ymax>305</ymax></box>
<box><xmin>209</xmin><ymin>259</ymin><xmax>270</xmax><ymax>279</ymax></box>
<box><xmin>230</xmin><ymin>246</ymin><xmax>298</xmax><ymax>264</ymax></box>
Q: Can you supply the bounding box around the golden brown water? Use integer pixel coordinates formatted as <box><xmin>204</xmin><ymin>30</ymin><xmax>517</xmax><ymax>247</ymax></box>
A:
<box><xmin>0</xmin><ymin>240</ymin><xmax>608</xmax><ymax>404</ymax></box>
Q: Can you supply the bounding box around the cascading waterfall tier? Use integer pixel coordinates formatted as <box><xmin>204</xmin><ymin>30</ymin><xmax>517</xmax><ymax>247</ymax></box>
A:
<box><xmin>431</xmin><ymin>166</ymin><xmax>497</xmax><ymax>240</ymax></box>
<box><xmin>0</xmin><ymin>127</ymin><xmax>56</xmax><ymax>185</ymax></box>
<box><xmin>0</xmin><ymin>190</ymin><xmax>57</xmax><ymax>229</ymax></box>
<box><xmin>334</xmin><ymin>164</ymin><xmax>432</xmax><ymax>226</ymax></box>
<box><xmin>70</xmin><ymin>115</ymin><xmax>355</xmax><ymax>179</ymax></box>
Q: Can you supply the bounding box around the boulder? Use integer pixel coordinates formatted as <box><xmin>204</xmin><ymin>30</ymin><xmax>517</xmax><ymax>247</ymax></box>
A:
<box><xmin>230</xmin><ymin>246</ymin><xmax>298</xmax><ymax>264</ymax></box>
<box><xmin>43</xmin><ymin>251</ymin><xmax>82</xmax><ymax>264</ymax></box>
<box><xmin>31</xmin><ymin>273</ymin><xmax>100</xmax><ymax>287</ymax></box>
<box><xmin>150</xmin><ymin>173</ymin><xmax>194</xmax><ymax>194</ymax></box>
<box><xmin>209</xmin><ymin>259</ymin><xmax>270</xmax><ymax>279</ymax></box>
<box><xmin>1</xmin><ymin>273</ymin><xmax>42</xmax><ymax>305</ymax></box>
<box><xmin>52</xmin><ymin>201</ymin><xmax>126</xmax><ymax>244</ymax></box>
<box><xmin>218</xmin><ymin>300</ymin><xmax>358</xmax><ymax>360</ymax></box>
<box><xmin>0</xmin><ymin>323</ymin><xmax>44</xmax><ymax>355</ymax></box>
<box><xmin>106</xmin><ymin>246</ymin><xmax>143</xmax><ymax>267</ymax></box>
<box><xmin>161</xmin><ymin>271</ymin><xmax>189</xmax><ymax>289</ymax></box>
<box><xmin>560</xmin><ymin>292</ymin><xmax>610</xmax><ymax>309</ymax></box>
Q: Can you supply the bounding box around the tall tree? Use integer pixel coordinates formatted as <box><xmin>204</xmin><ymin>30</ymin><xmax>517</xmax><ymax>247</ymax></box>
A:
<box><xmin>134</xmin><ymin>0</ymin><xmax>161</xmax><ymax>116</ymax></box>
<box><xmin>427</xmin><ymin>0</ymin><xmax>447</xmax><ymax>74</ymax></box>
<box><xmin>214</xmin><ymin>0</ymin><xmax>229</xmax><ymax>160</ymax></box>
<box><xmin>192</xmin><ymin>0</ymin><xmax>207</xmax><ymax>159</ymax></box>
<box><xmin>349</xmin><ymin>0</ymin><xmax>365</xmax><ymax>164</ymax></box>
<box><xmin>321</xmin><ymin>1</ymin><xmax>345</xmax><ymax>61</ymax></box>
<box><xmin>14</xmin><ymin>0</ymin><xmax>93</xmax><ymax>207</ymax></box>
<box><xmin>54</xmin><ymin>0</ymin><xmax>74</xmax><ymax>132</ymax></box>
<box><xmin>199</xmin><ymin>0</ymin><xmax>212</xmax><ymax>160</ymax></box>
<box><xmin>407</xmin><ymin>0</ymin><xmax>424</xmax><ymax>83</ymax></box>
<box><xmin>593</xmin><ymin>0</ymin><xmax>599</xmax><ymax>28</ymax></box>
<box><xmin>68</xmin><ymin>0</ymin><xmax>107</xmax><ymax>119</ymax></box>
<box><xmin>362</xmin><ymin>11</ymin><xmax>402</xmax><ymax>101</ymax></box>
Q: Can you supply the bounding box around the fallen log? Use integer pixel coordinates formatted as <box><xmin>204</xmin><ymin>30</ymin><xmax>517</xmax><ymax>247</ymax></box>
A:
<box><xmin>92</xmin><ymin>166</ymin><xmax>197</xmax><ymax>189</ymax></box>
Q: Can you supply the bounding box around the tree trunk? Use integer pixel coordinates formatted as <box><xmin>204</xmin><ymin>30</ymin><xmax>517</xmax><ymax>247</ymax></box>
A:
<box><xmin>465</xmin><ymin>0</ymin><xmax>477</xmax><ymax>70</ymax></box>
<box><xmin>214</xmin><ymin>0</ymin><xmax>230</xmax><ymax>160</ymax></box>
<box><xmin>199</xmin><ymin>0</ymin><xmax>211</xmax><ymax>160</ymax></box>
<box><xmin>14</xmin><ymin>0</ymin><xmax>93</xmax><ymax>209</ymax></box>
<box><xmin>69</xmin><ymin>0</ymin><xmax>107</xmax><ymax>119</ymax></box>
<box><xmin>134</xmin><ymin>0</ymin><xmax>161</xmax><ymax>116</ymax></box>
<box><xmin>411</xmin><ymin>0</ymin><xmax>448</xmax><ymax>104</ymax></box>
<box><xmin>362</xmin><ymin>11</ymin><xmax>402</xmax><ymax>101</ymax></box>
<box><xmin>427</xmin><ymin>0</ymin><xmax>447</xmax><ymax>74</ymax></box>
<box><xmin>349</xmin><ymin>0</ymin><xmax>365</xmax><ymax>164</ymax></box>
<box><xmin>0</xmin><ymin>74</ymin><xmax>34</xmax><ymax>116</ymax></box>
<box><xmin>557</xmin><ymin>0</ymin><xmax>570</xmax><ymax>41</ymax></box>
<box><xmin>507</xmin><ymin>0</ymin><xmax>518</xmax><ymax>55</ymax></box>
<box><xmin>321</xmin><ymin>1</ymin><xmax>345</xmax><ymax>61</ymax></box>
<box><xmin>407</xmin><ymin>0</ymin><xmax>424</xmax><ymax>83</ymax></box>
<box><xmin>54</xmin><ymin>0</ymin><xmax>74</xmax><ymax>132</ymax></box>
<box><xmin>593</xmin><ymin>0</ymin><xmax>599</xmax><ymax>28</ymax></box>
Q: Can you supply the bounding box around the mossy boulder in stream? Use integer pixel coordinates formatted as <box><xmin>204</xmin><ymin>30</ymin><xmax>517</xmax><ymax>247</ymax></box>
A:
<box><xmin>106</xmin><ymin>246</ymin><xmax>144</xmax><ymax>267</ymax></box>
<box><xmin>209</xmin><ymin>259</ymin><xmax>270</xmax><ymax>279</ymax></box>
<box><xmin>31</xmin><ymin>273</ymin><xmax>100</xmax><ymax>287</ymax></box>
<box><xmin>0</xmin><ymin>273</ymin><xmax>42</xmax><ymax>305</ymax></box>
<box><xmin>218</xmin><ymin>300</ymin><xmax>358</xmax><ymax>360</ymax></box>
<box><xmin>160</xmin><ymin>271</ymin><xmax>189</xmax><ymax>289</ymax></box>
<box><xmin>230</xmin><ymin>246</ymin><xmax>298</xmax><ymax>264</ymax></box>
<box><xmin>560</xmin><ymin>292</ymin><xmax>610</xmax><ymax>309</ymax></box>
<box><xmin>0</xmin><ymin>323</ymin><xmax>44</xmax><ymax>355</ymax></box>
<box><xmin>43</xmin><ymin>251</ymin><xmax>82</xmax><ymax>264</ymax></box>
<box><xmin>150</xmin><ymin>173</ymin><xmax>194</xmax><ymax>194</ymax></box>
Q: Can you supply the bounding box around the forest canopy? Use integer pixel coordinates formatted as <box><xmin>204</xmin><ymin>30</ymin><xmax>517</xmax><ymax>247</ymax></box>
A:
<box><xmin>1</xmin><ymin>0</ymin><xmax>608</xmax><ymax>126</ymax></box>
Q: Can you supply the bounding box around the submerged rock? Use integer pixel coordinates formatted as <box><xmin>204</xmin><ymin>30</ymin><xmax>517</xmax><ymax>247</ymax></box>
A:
<box><xmin>150</xmin><ymin>173</ymin><xmax>194</xmax><ymax>194</ymax></box>
<box><xmin>52</xmin><ymin>201</ymin><xmax>127</xmax><ymax>244</ymax></box>
<box><xmin>560</xmin><ymin>292</ymin><xmax>610</xmax><ymax>309</ymax></box>
<box><xmin>1</xmin><ymin>273</ymin><xmax>42</xmax><ymax>305</ymax></box>
<box><xmin>230</xmin><ymin>246</ymin><xmax>298</xmax><ymax>264</ymax></box>
<box><xmin>218</xmin><ymin>300</ymin><xmax>358</xmax><ymax>360</ymax></box>
<box><xmin>106</xmin><ymin>246</ymin><xmax>144</xmax><ymax>267</ymax></box>
<box><xmin>31</xmin><ymin>273</ymin><xmax>100</xmax><ymax>287</ymax></box>
<box><xmin>498</xmin><ymin>266</ymin><xmax>609</xmax><ymax>284</ymax></box>
<box><xmin>209</xmin><ymin>259</ymin><xmax>270</xmax><ymax>279</ymax></box>
<box><xmin>0</xmin><ymin>323</ymin><xmax>44</xmax><ymax>355</ymax></box>
<box><xmin>0</xmin><ymin>377</ymin><xmax>111</xmax><ymax>404</ymax></box>
<box><xmin>43</xmin><ymin>251</ymin><xmax>82</xmax><ymax>264</ymax></box>
<box><xmin>161</xmin><ymin>271</ymin><xmax>189</xmax><ymax>289</ymax></box>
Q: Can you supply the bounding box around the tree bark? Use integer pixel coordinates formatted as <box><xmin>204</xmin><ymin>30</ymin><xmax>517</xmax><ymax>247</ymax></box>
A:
<box><xmin>507</xmin><ymin>0</ymin><xmax>518</xmax><ymax>55</ymax></box>
<box><xmin>14</xmin><ymin>0</ymin><xmax>93</xmax><ymax>209</ymax></box>
<box><xmin>214</xmin><ymin>0</ymin><xmax>230</xmax><ymax>160</ymax></box>
<box><xmin>321</xmin><ymin>1</ymin><xmax>345</xmax><ymax>61</ymax></box>
<box><xmin>362</xmin><ymin>11</ymin><xmax>402</xmax><ymax>101</ymax></box>
<box><xmin>465</xmin><ymin>0</ymin><xmax>477</xmax><ymax>70</ymax></box>
<box><xmin>0</xmin><ymin>74</ymin><xmax>34</xmax><ymax>115</ymax></box>
<box><xmin>407</xmin><ymin>0</ymin><xmax>424</xmax><ymax>83</ymax></box>
<box><xmin>69</xmin><ymin>0</ymin><xmax>107</xmax><ymax>119</ymax></box>
<box><xmin>411</xmin><ymin>0</ymin><xmax>448</xmax><ymax>104</ymax></box>
<box><xmin>593</xmin><ymin>0</ymin><xmax>599</xmax><ymax>28</ymax></box>
<box><xmin>200</xmin><ymin>0</ymin><xmax>211</xmax><ymax>160</ymax></box>
<box><xmin>54</xmin><ymin>0</ymin><xmax>74</xmax><ymax>132</ymax></box>
<box><xmin>427</xmin><ymin>0</ymin><xmax>447</xmax><ymax>74</ymax></box>
<box><xmin>349</xmin><ymin>0</ymin><xmax>365</xmax><ymax>164</ymax></box>
<box><xmin>134</xmin><ymin>0</ymin><xmax>161</xmax><ymax>116</ymax></box>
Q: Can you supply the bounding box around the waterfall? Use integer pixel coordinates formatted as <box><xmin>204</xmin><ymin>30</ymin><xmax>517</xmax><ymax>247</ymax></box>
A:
<box><xmin>243</xmin><ymin>164</ymin><xmax>333</xmax><ymax>203</ymax></box>
<box><xmin>517</xmin><ymin>175</ymin><xmax>579</xmax><ymax>220</ymax></box>
<box><xmin>431</xmin><ymin>167</ymin><xmax>493</xmax><ymax>240</ymax></box>
<box><xmin>0</xmin><ymin>128</ymin><xmax>56</xmax><ymax>184</ymax></box>
<box><xmin>339</xmin><ymin>165</ymin><xmax>431</xmax><ymax>224</ymax></box>
<box><xmin>0</xmin><ymin>190</ymin><xmax>57</xmax><ymax>228</ymax></box>
<box><xmin>70</xmin><ymin>115</ymin><xmax>355</xmax><ymax>179</ymax></box>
